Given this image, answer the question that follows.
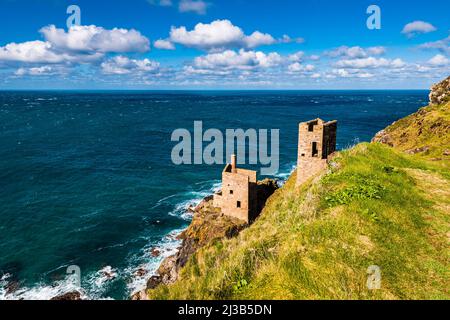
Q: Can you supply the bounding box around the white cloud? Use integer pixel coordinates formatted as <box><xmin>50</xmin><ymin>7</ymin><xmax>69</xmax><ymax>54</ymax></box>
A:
<box><xmin>190</xmin><ymin>49</ymin><xmax>282</xmax><ymax>72</ymax></box>
<box><xmin>169</xmin><ymin>20</ymin><xmax>286</xmax><ymax>51</ymax></box>
<box><xmin>419</xmin><ymin>35</ymin><xmax>450</xmax><ymax>55</ymax></box>
<box><xmin>0</xmin><ymin>24</ymin><xmax>150</xmax><ymax>65</ymax></box>
<box><xmin>288</xmin><ymin>62</ymin><xmax>315</xmax><ymax>73</ymax></box>
<box><xmin>154</xmin><ymin>39</ymin><xmax>175</xmax><ymax>50</ymax></box>
<box><xmin>401</xmin><ymin>21</ymin><xmax>437</xmax><ymax>37</ymax></box>
<box><xmin>279</xmin><ymin>35</ymin><xmax>304</xmax><ymax>44</ymax></box>
<box><xmin>179</xmin><ymin>0</ymin><xmax>208</xmax><ymax>15</ymax></box>
<box><xmin>244</xmin><ymin>31</ymin><xmax>276</xmax><ymax>48</ymax></box>
<box><xmin>0</xmin><ymin>40</ymin><xmax>102</xmax><ymax>64</ymax></box>
<box><xmin>170</xmin><ymin>20</ymin><xmax>243</xmax><ymax>51</ymax></box>
<box><xmin>288</xmin><ymin>51</ymin><xmax>304</xmax><ymax>62</ymax></box>
<box><xmin>428</xmin><ymin>54</ymin><xmax>449</xmax><ymax>66</ymax></box>
<box><xmin>101</xmin><ymin>56</ymin><xmax>160</xmax><ymax>74</ymax></box>
<box><xmin>335</xmin><ymin>57</ymin><xmax>405</xmax><ymax>69</ymax></box>
<box><xmin>40</xmin><ymin>25</ymin><xmax>150</xmax><ymax>53</ymax></box>
<box><xmin>147</xmin><ymin>0</ymin><xmax>173</xmax><ymax>6</ymax></box>
<box><xmin>331</xmin><ymin>68</ymin><xmax>374</xmax><ymax>78</ymax></box>
<box><xmin>367</xmin><ymin>46</ymin><xmax>386</xmax><ymax>55</ymax></box>
<box><xmin>0</xmin><ymin>41</ymin><xmax>64</xmax><ymax>63</ymax></box>
<box><xmin>15</xmin><ymin>66</ymin><xmax>54</xmax><ymax>76</ymax></box>
<box><xmin>327</xmin><ymin>46</ymin><xmax>386</xmax><ymax>59</ymax></box>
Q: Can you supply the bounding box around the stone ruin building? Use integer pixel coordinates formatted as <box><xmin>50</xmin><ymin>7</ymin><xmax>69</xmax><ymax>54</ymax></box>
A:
<box><xmin>213</xmin><ymin>155</ymin><xmax>258</xmax><ymax>223</ymax></box>
<box><xmin>214</xmin><ymin>118</ymin><xmax>337</xmax><ymax>222</ymax></box>
<box><xmin>296</xmin><ymin>118</ymin><xmax>337</xmax><ymax>186</ymax></box>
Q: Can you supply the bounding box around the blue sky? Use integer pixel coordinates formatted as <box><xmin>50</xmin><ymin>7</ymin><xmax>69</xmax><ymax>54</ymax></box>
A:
<box><xmin>0</xmin><ymin>0</ymin><xmax>449</xmax><ymax>89</ymax></box>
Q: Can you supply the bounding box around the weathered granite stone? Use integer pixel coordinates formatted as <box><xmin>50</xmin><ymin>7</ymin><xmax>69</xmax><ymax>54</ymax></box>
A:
<box><xmin>50</xmin><ymin>291</ymin><xmax>82</xmax><ymax>300</ymax></box>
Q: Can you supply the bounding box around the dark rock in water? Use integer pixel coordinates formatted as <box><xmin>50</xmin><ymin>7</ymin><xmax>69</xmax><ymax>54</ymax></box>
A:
<box><xmin>150</xmin><ymin>248</ymin><xmax>161</xmax><ymax>257</ymax></box>
<box><xmin>99</xmin><ymin>266</ymin><xmax>117</xmax><ymax>281</ymax></box>
<box><xmin>50</xmin><ymin>291</ymin><xmax>82</xmax><ymax>300</ymax></box>
<box><xmin>134</xmin><ymin>268</ymin><xmax>148</xmax><ymax>277</ymax></box>
<box><xmin>5</xmin><ymin>280</ymin><xmax>20</xmax><ymax>295</ymax></box>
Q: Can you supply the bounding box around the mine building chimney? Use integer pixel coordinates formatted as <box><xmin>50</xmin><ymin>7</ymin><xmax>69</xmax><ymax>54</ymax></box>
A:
<box><xmin>231</xmin><ymin>154</ymin><xmax>237</xmax><ymax>173</ymax></box>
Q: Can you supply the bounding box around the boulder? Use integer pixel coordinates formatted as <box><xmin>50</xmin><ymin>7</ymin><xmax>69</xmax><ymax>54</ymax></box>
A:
<box><xmin>50</xmin><ymin>291</ymin><xmax>82</xmax><ymax>301</ymax></box>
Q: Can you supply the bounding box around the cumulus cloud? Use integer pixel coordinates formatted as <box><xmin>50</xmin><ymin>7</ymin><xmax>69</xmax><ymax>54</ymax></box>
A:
<box><xmin>244</xmin><ymin>31</ymin><xmax>276</xmax><ymax>48</ymax></box>
<box><xmin>189</xmin><ymin>49</ymin><xmax>282</xmax><ymax>72</ymax></box>
<box><xmin>288</xmin><ymin>62</ymin><xmax>315</xmax><ymax>73</ymax></box>
<box><xmin>401</xmin><ymin>21</ymin><xmax>437</xmax><ymax>37</ymax></box>
<box><xmin>40</xmin><ymin>25</ymin><xmax>150</xmax><ymax>53</ymax></box>
<box><xmin>428</xmin><ymin>54</ymin><xmax>450</xmax><ymax>66</ymax></box>
<box><xmin>101</xmin><ymin>56</ymin><xmax>160</xmax><ymax>74</ymax></box>
<box><xmin>419</xmin><ymin>35</ymin><xmax>450</xmax><ymax>55</ymax></box>
<box><xmin>288</xmin><ymin>51</ymin><xmax>304</xmax><ymax>62</ymax></box>
<box><xmin>335</xmin><ymin>57</ymin><xmax>405</xmax><ymax>69</ymax></box>
<box><xmin>0</xmin><ymin>40</ymin><xmax>102</xmax><ymax>64</ymax></box>
<box><xmin>168</xmin><ymin>20</ymin><xmax>292</xmax><ymax>51</ymax></box>
<box><xmin>0</xmin><ymin>24</ymin><xmax>151</xmax><ymax>68</ymax></box>
<box><xmin>367</xmin><ymin>46</ymin><xmax>386</xmax><ymax>56</ymax></box>
<box><xmin>179</xmin><ymin>0</ymin><xmax>208</xmax><ymax>14</ymax></box>
<box><xmin>330</xmin><ymin>68</ymin><xmax>374</xmax><ymax>78</ymax></box>
<box><xmin>154</xmin><ymin>39</ymin><xmax>176</xmax><ymax>50</ymax></box>
<box><xmin>327</xmin><ymin>46</ymin><xmax>386</xmax><ymax>59</ymax></box>
<box><xmin>15</xmin><ymin>65</ymin><xmax>54</xmax><ymax>76</ymax></box>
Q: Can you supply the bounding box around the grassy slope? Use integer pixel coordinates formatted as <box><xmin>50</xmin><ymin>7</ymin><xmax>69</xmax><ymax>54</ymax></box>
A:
<box><xmin>149</xmin><ymin>143</ymin><xmax>449</xmax><ymax>300</ymax></box>
<box><xmin>379</xmin><ymin>101</ymin><xmax>450</xmax><ymax>161</ymax></box>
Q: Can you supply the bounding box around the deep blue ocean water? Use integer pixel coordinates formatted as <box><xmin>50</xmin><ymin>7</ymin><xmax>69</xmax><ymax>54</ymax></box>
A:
<box><xmin>0</xmin><ymin>90</ymin><xmax>428</xmax><ymax>299</ymax></box>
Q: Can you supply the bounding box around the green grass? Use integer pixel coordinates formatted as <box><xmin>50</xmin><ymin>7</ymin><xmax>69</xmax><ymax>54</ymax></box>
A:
<box><xmin>148</xmin><ymin>143</ymin><xmax>449</xmax><ymax>300</ymax></box>
<box><xmin>382</xmin><ymin>101</ymin><xmax>450</xmax><ymax>161</ymax></box>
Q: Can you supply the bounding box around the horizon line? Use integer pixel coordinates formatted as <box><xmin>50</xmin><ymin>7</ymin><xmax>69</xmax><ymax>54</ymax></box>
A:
<box><xmin>0</xmin><ymin>88</ymin><xmax>430</xmax><ymax>92</ymax></box>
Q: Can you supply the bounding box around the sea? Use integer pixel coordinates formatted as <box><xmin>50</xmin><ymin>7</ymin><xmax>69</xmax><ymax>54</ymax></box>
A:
<box><xmin>0</xmin><ymin>90</ymin><xmax>428</xmax><ymax>299</ymax></box>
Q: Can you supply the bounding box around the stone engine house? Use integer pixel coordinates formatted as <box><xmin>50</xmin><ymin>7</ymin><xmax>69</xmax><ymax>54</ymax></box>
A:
<box><xmin>296</xmin><ymin>118</ymin><xmax>337</xmax><ymax>186</ymax></box>
<box><xmin>213</xmin><ymin>155</ymin><xmax>258</xmax><ymax>223</ymax></box>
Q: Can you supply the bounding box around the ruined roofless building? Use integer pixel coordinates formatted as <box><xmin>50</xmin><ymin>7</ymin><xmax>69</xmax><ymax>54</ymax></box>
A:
<box><xmin>297</xmin><ymin>119</ymin><xmax>337</xmax><ymax>186</ymax></box>
<box><xmin>213</xmin><ymin>155</ymin><xmax>258</xmax><ymax>223</ymax></box>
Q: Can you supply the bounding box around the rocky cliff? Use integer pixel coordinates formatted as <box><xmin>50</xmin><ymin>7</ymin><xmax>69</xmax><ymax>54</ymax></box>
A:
<box><xmin>145</xmin><ymin>76</ymin><xmax>450</xmax><ymax>300</ymax></box>
<box><xmin>373</xmin><ymin>76</ymin><xmax>450</xmax><ymax>159</ymax></box>
<box><xmin>429</xmin><ymin>76</ymin><xmax>450</xmax><ymax>105</ymax></box>
<box><xmin>132</xmin><ymin>179</ymin><xmax>278</xmax><ymax>300</ymax></box>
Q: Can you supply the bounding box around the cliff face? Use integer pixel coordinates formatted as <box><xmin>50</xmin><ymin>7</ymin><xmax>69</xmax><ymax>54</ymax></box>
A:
<box><xmin>146</xmin><ymin>76</ymin><xmax>450</xmax><ymax>301</ymax></box>
<box><xmin>429</xmin><ymin>76</ymin><xmax>450</xmax><ymax>105</ymax></box>
<box><xmin>373</xmin><ymin>76</ymin><xmax>450</xmax><ymax>159</ymax></box>
<box><xmin>132</xmin><ymin>179</ymin><xmax>278</xmax><ymax>299</ymax></box>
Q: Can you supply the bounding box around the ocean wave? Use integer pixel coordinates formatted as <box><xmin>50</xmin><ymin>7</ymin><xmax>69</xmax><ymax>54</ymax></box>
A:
<box><xmin>166</xmin><ymin>180</ymin><xmax>221</xmax><ymax>221</ymax></box>
<box><xmin>125</xmin><ymin>228</ymin><xmax>185</xmax><ymax>296</ymax></box>
<box><xmin>0</xmin><ymin>271</ymin><xmax>87</xmax><ymax>301</ymax></box>
<box><xmin>0</xmin><ymin>169</ymin><xmax>292</xmax><ymax>300</ymax></box>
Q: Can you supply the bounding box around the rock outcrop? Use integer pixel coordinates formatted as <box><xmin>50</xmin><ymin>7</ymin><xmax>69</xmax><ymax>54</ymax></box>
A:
<box><xmin>50</xmin><ymin>291</ymin><xmax>82</xmax><ymax>300</ymax></box>
<box><xmin>372</xmin><ymin>76</ymin><xmax>450</xmax><ymax>158</ymax></box>
<box><xmin>429</xmin><ymin>76</ymin><xmax>450</xmax><ymax>105</ymax></box>
<box><xmin>132</xmin><ymin>179</ymin><xmax>279</xmax><ymax>300</ymax></box>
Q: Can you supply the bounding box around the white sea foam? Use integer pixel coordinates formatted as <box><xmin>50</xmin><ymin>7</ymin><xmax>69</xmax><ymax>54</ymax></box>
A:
<box><xmin>0</xmin><ymin>272</ymin><xmax>87</xmax><ymax>301</ymax></box>
<box><xmin>0</xmin><ymin>170</ymin><xmax>293</xmax><ymax>300</ymax></box>
<box><xmin>167</xmin><ymin>180</ymin><xmax>221</xmax><ymax>221</ymax></box>
<box><xmin>125</xmin><ymin>227</ymin><xmax>185</xmax><ymax>296</ymax></box>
